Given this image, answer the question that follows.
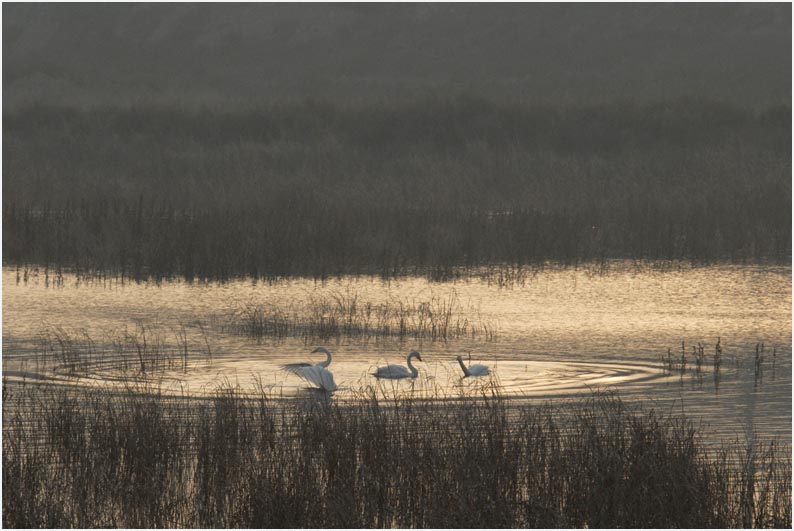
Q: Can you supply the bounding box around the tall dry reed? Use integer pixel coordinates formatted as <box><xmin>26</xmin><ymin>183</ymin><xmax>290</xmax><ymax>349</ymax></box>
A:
<box><xmin>3</xmin><ymin>382</ymin><xmax>790</xmax><ymax>528</ymax></box>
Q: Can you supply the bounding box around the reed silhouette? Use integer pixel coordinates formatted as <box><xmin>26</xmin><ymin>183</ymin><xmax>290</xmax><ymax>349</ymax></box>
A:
<box><xmin>3</xmin><ymin>382</ymin><xmax>791</xmax><ymax>528</ymax></box>
<box><xmin>3</xmin><ymin>100</ymin><xmax>790</xmax><ymax>281</ymax></box>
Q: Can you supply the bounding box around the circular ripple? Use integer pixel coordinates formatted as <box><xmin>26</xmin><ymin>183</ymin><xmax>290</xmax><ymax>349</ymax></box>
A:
<box><xmin>470</xmin><ymin>360</ymin><xmax>670</xmax><ymax>398</ymax></box>
<box><xmin>4</xmin><ymin>356</ymin><xmax>675</xmax><ymax>400</ymax></box>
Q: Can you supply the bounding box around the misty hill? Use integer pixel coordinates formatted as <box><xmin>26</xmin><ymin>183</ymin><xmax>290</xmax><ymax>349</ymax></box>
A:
<box><xmin>3</xmin><ymin>3</ymin><xmax>791</xmax><ymax>109</ymax></box>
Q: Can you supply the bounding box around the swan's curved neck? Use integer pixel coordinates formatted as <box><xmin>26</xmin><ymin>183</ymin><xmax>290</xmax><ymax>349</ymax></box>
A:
<box><xmin>318</xmin><ymin>348</ymin><xmax>332</xmax><ymax>367</ymax></box>
<box><xmin>457</xmin><ymin>357</ymin><xmax>471</xmax><ymax>377</ymax></box>
<box><xmin>407</xmin><ymin>354</ymin><xmax>419</xmax><ymax>378</ymax></box>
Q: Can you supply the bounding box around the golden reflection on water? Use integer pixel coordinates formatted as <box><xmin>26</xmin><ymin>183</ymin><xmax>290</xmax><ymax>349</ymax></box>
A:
<box><xmin>2</xmin><ymin>264</ymin><xmax>791</xmax><ymax>443</ymax></box>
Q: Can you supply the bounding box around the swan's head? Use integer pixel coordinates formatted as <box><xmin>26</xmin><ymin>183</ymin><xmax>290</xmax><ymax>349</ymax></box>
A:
<box><xmin>456</xmin><ymin>355</ymin><xmax>463</xmax><ymax>362</ymax></box>
<box><xmin>409</xmin><ymin>350</ymin><xmax>423</xmax><ymax>362</ymax></box>
<box><xmin>312</xmin><ymin>346</ymin><xmax>329</xmax><ymax>354</ymax></box>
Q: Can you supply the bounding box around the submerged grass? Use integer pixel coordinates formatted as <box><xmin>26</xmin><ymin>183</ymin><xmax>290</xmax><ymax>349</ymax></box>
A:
<box><xmin>659</xmin><ymin>338</ymin><xmax>786</xmax><ymax>394</ymax></box>
<box><xmin>661</xmin><ymin>338</ymin><xmax>782</xmax><ymax>381</ymax></box>
<box><xmin>3</xmin><ymin>382</ymin><xmax>790</xmax><ymax>528</ymax></box>
<box><xmin>225</xmin><ymin>290</ymin><xmax>497</xmax><ymax>342</ymax></box>
<box><xmin>31</xmin><ymin>322</ymin><xmax>213</xmax><ymax>377</ymax></box>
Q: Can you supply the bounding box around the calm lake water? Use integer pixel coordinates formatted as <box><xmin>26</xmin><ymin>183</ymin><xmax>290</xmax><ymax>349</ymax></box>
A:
<box><xmin>3</xmin><ymin>263</ymin><xmax>791</xmax><ymax>446</ymax></box>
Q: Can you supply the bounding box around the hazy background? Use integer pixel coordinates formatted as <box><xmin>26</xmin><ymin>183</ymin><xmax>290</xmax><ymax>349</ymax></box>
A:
<box><xmin>3</xmin><ymin>3</ymin><xmax>791</xmax><ymax>280</ymax></box>
<box><xmin>4</xmin><ymin>3</ymin><xmax>790</xmax><ymax>109</ymax></box>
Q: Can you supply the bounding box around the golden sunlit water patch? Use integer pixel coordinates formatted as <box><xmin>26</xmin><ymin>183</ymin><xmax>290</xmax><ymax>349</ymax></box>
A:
<box><xmin>3</xmin><ymin>264</ymin><xmax>790</xmax><ymax>444</ymax></box>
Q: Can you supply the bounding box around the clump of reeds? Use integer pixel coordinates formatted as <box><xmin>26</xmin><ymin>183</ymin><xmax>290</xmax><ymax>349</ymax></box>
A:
<box><xmin>693</xmin><ymin>342</ymin><xmax>706</xmax><ymax>373</ymax></box>
<box><xmin>36</xmin><ymin>327</ymin><xmax>98</xmax><ymax>375</ymax></box>
<box><xmin>661</xmin><ymin>340</ymin><xmax>708</xmax><ymax>377</ymax></box>
<box><xmin>662</xmin><ymin>347</ymin><xmax>675</xmax><ymax>372</ymax></box>
<box><xmin>225</xmin><ymin>290</ymin><xmax>497</xmax><ymax>342</ymax></box>
<box><xmin>661</xmin><ymin>340</ymin><xmax>690</xmax><ymax>374</ymax></box>
<box><xmin>681</xmin><ymin>340</ymin><xmax>688</xmax><ymax>373</ymax></box>
<box><xmin>662</xmin><ymin>338</ymin><xmax>783</xmax><ymax>391</ymax></box>
<box><xmin>713</xmin><ymin>337</ymin><xmax>723</xmax><ymax>390</ymax></box>
<box><xmin>478</xmin><ymin>263</ymin><xmax>541</xmax><ymax>288</ymax></box>
<box><xmin>754</xmin><ymin>342</ymin><xmax>766</xmax><ymax>385</ymax></box>
<box><xmin>3</xmin><ymin>381</ymin><xmax>790</xmax><ymax>528</ymax></box>
<box><xmin>32</xmin><ymin>322</ymin><xmax>213</xmax><ymax>377</ymax></box>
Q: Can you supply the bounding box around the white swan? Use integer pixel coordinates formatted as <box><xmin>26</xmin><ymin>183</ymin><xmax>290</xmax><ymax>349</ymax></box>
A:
<box><xmin>282</xmin><ymin>346</ymin><xmax>332</xmax><ymax>373</ymax></box>
<box><xmin>282</xmin><ymin>347</ymin><xmax>337</xmax><ymax>392</ymax></box>
<box><xmin>294</xmin><ymin>364</ymin><xmax>337</xmax><ymax>392</ymax></box>
<box><xmin>372</xmin><ymin>350</ymin><xmax>423</xmax><ymax>379</ymax></box>
<box><xmin>456</xmin><ymin>355</ymin><xmax>490</xmax><ymax>377</ymax></box>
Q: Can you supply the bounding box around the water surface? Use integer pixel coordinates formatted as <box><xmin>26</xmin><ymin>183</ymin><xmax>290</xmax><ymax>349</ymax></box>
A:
<box><xmin>3</xmin><ymin>264</ymin><xmax>791</xmax><ymax>445</ymax></box>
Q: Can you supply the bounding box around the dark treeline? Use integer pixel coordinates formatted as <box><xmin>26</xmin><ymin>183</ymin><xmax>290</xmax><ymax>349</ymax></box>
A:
<box><xmin>3</xmin><ymin>99</ymin><xmax>791</xmax><ymax>281</ymax></box>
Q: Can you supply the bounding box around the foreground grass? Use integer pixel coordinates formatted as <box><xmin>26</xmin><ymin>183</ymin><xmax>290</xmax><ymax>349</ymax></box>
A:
<box><xmin>3</xmin><ymin>382</ymin><xmax>790</xmax><ymax>528</ymax></box>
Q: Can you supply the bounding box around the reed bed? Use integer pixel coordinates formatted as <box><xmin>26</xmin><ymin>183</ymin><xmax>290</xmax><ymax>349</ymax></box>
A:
<box><xmin>4</xmin><ymin>100</ymin><xmax>790</xmax><ymax>282</ymax></box>
<box><xmin>31</xmin><ymin>323</ymin><xmax>213</xmax><ymax>377</ymax></box>
<box><xmin>3</xmin><ymin>382</ymin><xmax>790</xmax><ymax>528</ymax></box>
<box><xmin>225</xmin><ymin>290</ymin><xmax>497</xmax><ymax>342</ymax></box>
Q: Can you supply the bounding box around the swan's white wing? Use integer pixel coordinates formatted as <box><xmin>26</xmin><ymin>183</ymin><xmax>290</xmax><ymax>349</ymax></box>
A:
<box><xmin>372</xmin><ymin>364</ymin><xmax>410</xmax><ymax>379</ymax></box>
<box><xmin>281</xmin><ymin>362</ymin><xmax>313</xmax><ymax>376</ymax></box>
<box><xmin>317</xmin><ymin>367</ymin><xmax>337</xmax><ymax>392</ymax></box>
<box><xmin>298</xmin><ymin>365</ymin><xmax>337</xmax><ymax>392</ymax></box>
<box><xmin>297</xmin><ymin>365</ymin><xmax>322</xmax><ymax>385</ymax></box>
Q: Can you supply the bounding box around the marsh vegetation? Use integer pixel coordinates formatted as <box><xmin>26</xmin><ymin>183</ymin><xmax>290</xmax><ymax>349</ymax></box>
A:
<box><xmin>4</xmin><ymin>100</ymin><xmax>790</xmax><ymax>281</ymax></box>
<box><xmin>30</xmin><ymin>323</ymin><xmax>213</xmax><ymax>377</ymax></box>
<box><xmin>226</xmin><ymin>290</ymin><xmax>497</xmax><ymax>342</ymax></box>
<box><xmin>3</xmin><ymin>383</ymin><xmax>790</xmax><ymax>528</ymax></box>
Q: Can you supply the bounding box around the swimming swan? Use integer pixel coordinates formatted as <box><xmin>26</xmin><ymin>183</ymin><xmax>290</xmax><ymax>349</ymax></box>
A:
<box><xmin>372</xmin><ymin>350</ymin><xmax>423</xmax><ymax>379</ymax></box>
<box><xmin>282</xmin><ymin>347</ymin><xmax>337</xmax><ymax>392</ymax></box>
<box><xmin>456</xmin><ymin>355</ymin><xmax>490</xmax><ymax>377</ymax></box>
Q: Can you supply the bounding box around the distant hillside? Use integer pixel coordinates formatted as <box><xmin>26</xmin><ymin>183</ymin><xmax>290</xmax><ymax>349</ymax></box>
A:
<box><xmin>3</xmin><ymin>3</ymin><xmax>791</xmax><ymax>109</ymax></box>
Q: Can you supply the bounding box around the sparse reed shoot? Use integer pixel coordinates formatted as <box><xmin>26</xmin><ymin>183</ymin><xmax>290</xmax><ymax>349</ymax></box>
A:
<box><xmin>662</xmin><ymin>338</ymin><xmax>782</xmax><ymax>391</ymax></box>
<box><xmin>32</xmin><ymin>322</ymin><xmax>213</xmax><ymax>377</ymax></box>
